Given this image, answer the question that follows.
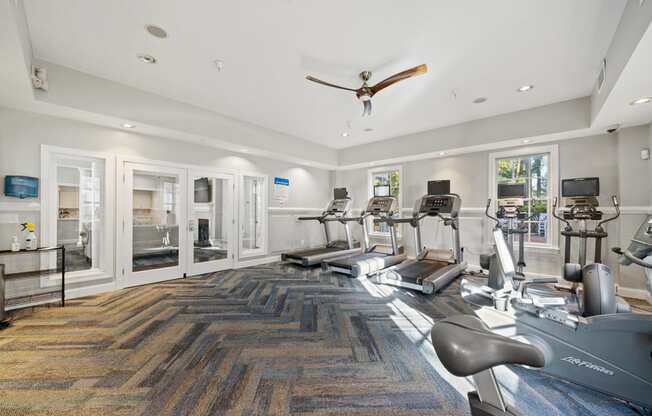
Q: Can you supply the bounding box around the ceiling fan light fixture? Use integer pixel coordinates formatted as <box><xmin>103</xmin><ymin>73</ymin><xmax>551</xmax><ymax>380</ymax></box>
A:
<box><xmin>630</xmin><ymin>97</ymin><xmax>652</xmax><ymax>106</ymax></box>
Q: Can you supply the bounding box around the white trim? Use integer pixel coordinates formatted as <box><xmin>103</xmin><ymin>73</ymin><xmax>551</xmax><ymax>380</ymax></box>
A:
<box><xmin>0</xmin><ymin>202</ymin><xmax>41</xmax><ymax>212</ymax></box>
<box><xmin>65</xmin><ymin>281</ymin><xmax>118</xmax><ymax>300</ymax></box>
<box><xmin>269</xmin><ymin>207</ymin><xmax>323</xmax><ymax>213</ymax></box>
<box><xmin>235</xmin><ymin>255</ymin><xmax>280</xmax><ymax>268</ymax></box>
<box><xmin>488</xmin><ymin>144</ymin><xmax>560</xmax><ymax>250</ymax></box>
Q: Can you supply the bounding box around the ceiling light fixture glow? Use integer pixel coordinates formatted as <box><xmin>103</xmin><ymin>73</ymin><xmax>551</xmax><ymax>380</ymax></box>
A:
<box><xmin>137</xmin><ymin>53</ymin><xmax>157</xmax><ymax>64</ymax></box>
<box><xmin>473</xmin><ymin>97</ymin><xmax>488</xmax><ymax>104</ymax></box>
<box><xmin>523</xmin><ymin>139</ymin><xmax>531</xmax><ymax>143</ymax></box>
<box><xmin>439</xmin><ymin>152</ymin><xmax>446</xmax><ymax>156</ymax></box>
<box><xmin>630</xmin><ymin>97</ymin><xmax>652</xmax><ymax>106</ymax></box>
<box><xmin>121</xmin><ymin>123</ymin><xmax>136</xmax><ymax>129</ymax></box>
<box><xmin>341</xmin><ymin>132</ymin><xmax>349</xmax><ymax>137</ymax></box>
<box><xmin>517</xmin><ymin>85</ymin><xmax>534</xmax><ymax>92</ymax></box>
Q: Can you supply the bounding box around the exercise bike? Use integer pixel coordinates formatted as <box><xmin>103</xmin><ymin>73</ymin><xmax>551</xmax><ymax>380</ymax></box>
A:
<box><xmin>447</xmin><ymin>215</ymin><xmax>652</xmax><ymax>414</ymax></box>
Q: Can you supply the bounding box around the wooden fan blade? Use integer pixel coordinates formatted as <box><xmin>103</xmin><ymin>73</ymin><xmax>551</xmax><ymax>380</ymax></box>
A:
<box><xmin>305</xmin><ymin>75</ymin><xmax>358</xmax><ymax>92</ymax></box>
<box><xmin>369</xmin><ymin>64</ymin><xmax>428</xmax><ymax>96</ymax></box>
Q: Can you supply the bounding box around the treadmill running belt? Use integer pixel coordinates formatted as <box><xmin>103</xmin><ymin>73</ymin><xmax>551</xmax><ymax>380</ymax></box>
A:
<box><xmin>284</xmin><ymin>247</ymin><xmax>340</xmax><ymax>259</ymax></box>
<box><xmin>397</xmin><ymin>260</ymin><xmax>450</xmax><ymax>284</ymax></box>
<box><xmin>328</xmin><ymin>252</ymin><xmax>386</xmax><ymax>268</ymax></box>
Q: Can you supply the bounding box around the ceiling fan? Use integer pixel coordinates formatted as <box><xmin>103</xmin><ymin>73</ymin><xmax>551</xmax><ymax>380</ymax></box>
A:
<box><xmin>306</xmin><ymin>64</ymin><xmax>427</xmax><ymax>116</ymax></box>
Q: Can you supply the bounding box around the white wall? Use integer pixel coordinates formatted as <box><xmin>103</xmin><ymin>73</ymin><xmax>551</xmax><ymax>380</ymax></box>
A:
<box><xmin>335</xmin><ymin>129</ymin><xmax>652</xmax><ymax>295</ymax></box>
<box><xmin>0</xmin><ymin>106</ymin><xmax>333</xmax><ymax>269</ymax></box>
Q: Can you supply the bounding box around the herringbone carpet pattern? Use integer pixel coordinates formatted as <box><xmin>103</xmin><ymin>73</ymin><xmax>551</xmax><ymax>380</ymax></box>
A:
<box><xmin>0</xmin><ymin>263</ymin><xmax>642</xmax><ymax>415</ymax></box>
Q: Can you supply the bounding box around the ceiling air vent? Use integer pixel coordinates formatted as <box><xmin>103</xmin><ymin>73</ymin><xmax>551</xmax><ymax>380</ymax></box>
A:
<box><xmin>597</xmin><ymin>58</ymin><xmax>606</xmax><ymax>94</ymax></box>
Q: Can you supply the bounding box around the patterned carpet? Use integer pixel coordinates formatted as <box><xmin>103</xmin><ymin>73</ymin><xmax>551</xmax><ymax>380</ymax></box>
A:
<box><xmin>0</xmin><ymin>263</ymin><xmax>645</xmax><ymax>415</ymax></box>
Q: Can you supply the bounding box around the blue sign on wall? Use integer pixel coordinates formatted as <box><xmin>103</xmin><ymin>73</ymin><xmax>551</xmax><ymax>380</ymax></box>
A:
<box><xmin>274</xmin><ymin>177</ymin><xmax>289</xmax><ymax>186</ymax></box>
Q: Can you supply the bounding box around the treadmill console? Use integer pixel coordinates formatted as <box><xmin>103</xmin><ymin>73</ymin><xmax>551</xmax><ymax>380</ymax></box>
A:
<box><xmin>326</xmin><ymin>198</ymin><xmax>351</xmax><ymax>214</ymax></box>
<box><xmin>366</xmin><ymin>196</ymin><xmax>398</xmax><ymax>215</ymax></box>
<box><xmin>418</xmin><ymin>194</ymin><xmax>460</xmax><ymax>216</ymax></box>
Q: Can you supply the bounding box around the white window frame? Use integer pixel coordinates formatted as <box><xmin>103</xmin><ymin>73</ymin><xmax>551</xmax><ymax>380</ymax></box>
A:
<box><xmin>238</xmin><ymin>173</ymin><xmax>268</xmax><ymax>259</ymax></box>
<box><xmin>41</xmin><ymin>145</ymin><xmax>116</xmax><ymax>282</ymax></box>
<box><xmin>367</xmin><ymin>165</ymin><xmax>403</xmax><ymax>237</ymax></box>
<box><xmin>488</xmin><ymin>144</ymin><xmax>559</xmax><ymax>250</ymax></box>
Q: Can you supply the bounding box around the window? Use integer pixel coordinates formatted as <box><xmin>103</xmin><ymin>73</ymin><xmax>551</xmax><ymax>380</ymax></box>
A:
<box><xmin>239</xmin><ymin>174</ymin><xmax>267</xmax><ymax>258</ymax></box>
<box><xmin>368</xmin><ymin>166</ymin><xmax>402</xmax><ymax>235</ymax></box>
<box><xmin>41</xmin><ymin>146</ymin><xmax>115</xmax><ymax>280</ymax></box>
<box><xmin>489</xmin><ymin>145</ymin><xmax>559</xmax><ymax>248</ymax></box>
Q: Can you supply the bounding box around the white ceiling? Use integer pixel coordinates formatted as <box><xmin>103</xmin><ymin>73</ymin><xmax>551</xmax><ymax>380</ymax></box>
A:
<box><xmin>23</xmin><ymin>0</ymin><xmax>626</xmax><ymax>149</ymax></box>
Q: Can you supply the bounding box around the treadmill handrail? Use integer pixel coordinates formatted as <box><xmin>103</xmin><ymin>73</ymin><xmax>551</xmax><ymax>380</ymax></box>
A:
<box><xmin>297</xmin><ymin>215</ymin><xmax>326</xmax><ymax>222</ymax></box>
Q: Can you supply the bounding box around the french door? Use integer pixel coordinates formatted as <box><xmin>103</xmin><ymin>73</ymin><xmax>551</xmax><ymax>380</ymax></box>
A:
<box><xmin>121</xmin><ymin>162</ymin><xmax>187</xmax><ymax>287</ymax></box>
<box><xmin>119</xmin><ymin>161</ymin><xmax>235</xmax><ymax>287</ymax></box>
<box><xmin>186</xmin><ymin>171</ymin><xmax>235</xmax><ymax>275</ymax></box>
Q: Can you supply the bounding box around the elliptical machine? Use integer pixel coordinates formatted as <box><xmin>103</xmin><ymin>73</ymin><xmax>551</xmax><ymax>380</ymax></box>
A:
<box><xmin>481</xmin><ymin>183</ymin><xmax>529</xmax><ymax>289</ymax></box>
<box><xmin>552</xmin><ymin>178</ymin><xmax>625</xmax><ymax>315</ymax></box>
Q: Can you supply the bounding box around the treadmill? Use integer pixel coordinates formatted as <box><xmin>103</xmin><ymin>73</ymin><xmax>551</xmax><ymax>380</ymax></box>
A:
<box><xmin>281</xmin><ymin>188</ymin><xmax>361</xmax><ymax>266</ymax></box>
<box><xmin>373</xmin><ymin>180</ymin><xmax>467</xmax><ymax>294</ymax></box>
<box><xmin>321</xmin><ymin>196</ymin><xmax>407</xmax><ymax>277</ymax></box>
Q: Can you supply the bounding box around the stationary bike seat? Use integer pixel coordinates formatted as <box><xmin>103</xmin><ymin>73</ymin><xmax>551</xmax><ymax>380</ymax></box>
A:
<box><xmin>431</xmin><ymin>315</ymin><xmax>545</xmax><ymax>377</ymax></box>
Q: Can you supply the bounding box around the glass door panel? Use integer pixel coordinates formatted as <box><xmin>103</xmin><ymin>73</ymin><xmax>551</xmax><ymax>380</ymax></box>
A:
<box><xmin>188</xmin><ymin>173</ymin><xmax>234</xmax><ymax>275</ymax></box>
<box><xmin>123</xmin><ymin>162</ymin><xmax>186</xmax><ymax>286</ymax></box>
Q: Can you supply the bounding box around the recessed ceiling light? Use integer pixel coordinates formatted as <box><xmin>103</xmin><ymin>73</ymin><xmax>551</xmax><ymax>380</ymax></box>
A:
<box><xmin>523</xmin><ymin>139</ymin><xmax>531</xmax><ymax>143</ymax></box>
<box><xmin>341</xmin><ymin>132</ymin><xmax>349</xmax><ymax>137</ymax></box>
<box><xmin>213</xmin><ymin>59</ymin><xmax>224</xmax><ymax>71</ymax></box>
<box><xmin>630</xmin><ymin>97</ymin><xmax>652</xmax><ymax>106</ymax></box>
<box><xmin>121</xmin><ymin>123</ymin><xmax>136</xmax><ymax>129</ymax></box>
<box><xmin>137</xmin><ymin>53</ymin><xmax>157</xmax><ymax>64</ymax></box>
<box><xmin>517</xmin><ymin>85</ymin><xmax>534</xmax><ymax>92</ymax></box>
<box><xmin>439</xmin><ymin>151</ymin><xmax>446</xmax><ymax>156</ymax></box>
<box><xmin>473</xmin><ymin>97</ymin><xmax>488</xmax><ymax>104</ymax></box>
<box><xmin>145</xmin><ymin>25</ymin><xmax>168</xmax><ymax>39</ymax></box>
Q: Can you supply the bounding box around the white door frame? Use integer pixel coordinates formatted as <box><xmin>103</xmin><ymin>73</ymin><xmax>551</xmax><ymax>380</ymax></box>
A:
<box><xmin>187</xmin><ymin>170</ymin><xmax>236</xmax><ymax>275</ymax></box>
<box><xmin>117</xmin><ymin>159</ymin><xmax>188</xmax><ymax>287</ymax></box>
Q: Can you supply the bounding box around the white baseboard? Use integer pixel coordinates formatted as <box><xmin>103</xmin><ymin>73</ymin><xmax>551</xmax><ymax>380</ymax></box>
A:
<box><xmin>236</xmin><ymin>255</ymin><xmax>281</xmax><ymax>269</ymax></box>
<box><xmin>65</xmin><ymin>281</ymin><xmax>118</xmax><ymax>300</ymax></box>
<box><xmin>617</xmin><ymin>286</ymin><xmax>651</xmax><ymax>302</ymax></box>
